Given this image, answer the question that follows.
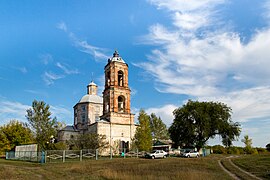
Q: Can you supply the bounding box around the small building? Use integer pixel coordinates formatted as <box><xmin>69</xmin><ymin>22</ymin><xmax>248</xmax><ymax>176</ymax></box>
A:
<box><xmin>152</xmin><ymin>140</ymin><xmax>172</xmax><ymax>152</ymax></box>
<box><xmin>57</xmin><ymin>125</ymin><xmax>79</xmax><ymax>142</ymax></box>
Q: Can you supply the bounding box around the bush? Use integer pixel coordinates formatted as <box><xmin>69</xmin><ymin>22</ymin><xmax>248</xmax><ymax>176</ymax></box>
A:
<box><xmin>54</xmin><ymin>142</ymin><xmax>68</xmax><ymax>150</ymax></box>
<box><xmin>212</xmin><ymin>145</ymin><xmax>227</xmax><ymax>154</ymax></box>
<box><xmin>244</xmin><ymin>146</ymin><xmax>258</xmax><ymax>154</ymax></box>
<box><xmin>227</xmin><ymin>147</ymin><xmax>240</xmax><ymax>155</ymax></box>
<box><xmin>237</xmin><ymin>147</ymin><xmax>244</xmax><ymax>154</ymax></box>
<box><xmin>256</xmin><ymin>147</ymin><xmax>267</xmax><ymax>154</ymax></box>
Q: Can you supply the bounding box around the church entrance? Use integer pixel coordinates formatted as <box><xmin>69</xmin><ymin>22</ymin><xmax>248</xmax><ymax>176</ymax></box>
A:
<box><xmin>120</xmin><ymin>141</ymin><xmax>129</xmax><ymax>153</ymax></box>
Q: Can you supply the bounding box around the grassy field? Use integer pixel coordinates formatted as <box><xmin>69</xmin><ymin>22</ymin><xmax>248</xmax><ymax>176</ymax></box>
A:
<box><xmin>232</xmin><ymin>153</ymin><xmax>270</xmax><ymax>179</ymax></box>
<box><xmin>0</xmin><ymin>155</ymin><xmax>231</xmax><ymax>180</ymax></box>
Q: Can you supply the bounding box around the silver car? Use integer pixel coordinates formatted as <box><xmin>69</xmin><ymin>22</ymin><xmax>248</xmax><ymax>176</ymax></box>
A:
<box><xmin>181</xmin><ymin>149</ymin><xmax>199</xmax><ymax>158</ymax></box>
<box><xmin>145</xmin><ymin>150</ymin><xmax>168</xmax><ymax>159</ymax></box>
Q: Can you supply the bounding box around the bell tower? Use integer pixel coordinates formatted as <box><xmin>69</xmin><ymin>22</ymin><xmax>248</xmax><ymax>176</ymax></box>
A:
<box><xmin>101</xmin><ymin>51</ymin><xmax>134</xmax><ymax>124</ymax></box>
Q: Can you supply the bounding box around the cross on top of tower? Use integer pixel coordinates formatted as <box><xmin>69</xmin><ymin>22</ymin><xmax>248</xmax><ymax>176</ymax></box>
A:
<box><xmin>109</xmin><ymin>50</ymin><xmax>125</xmax><ymax>63</ymax></box>
<box><xmin>113</xmin><ymin>50</ymin><xmax>119</xmax><ymax>57</ymax></box>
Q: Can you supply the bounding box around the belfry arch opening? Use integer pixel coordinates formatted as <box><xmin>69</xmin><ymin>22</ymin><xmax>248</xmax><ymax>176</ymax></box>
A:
<box><xmin>118</xmin><ymin>70</ymin><xmax>124</xmax><ymax>87</ymax></box>
<box><xmin>118</xmin><ymin>96</ymin><xmax>125</xmax><ymax>113</ymax></box>
<box><xmin>106</xmin><ymin>71</ymin><xmax>111</xmax><ymax>87</ymax></box>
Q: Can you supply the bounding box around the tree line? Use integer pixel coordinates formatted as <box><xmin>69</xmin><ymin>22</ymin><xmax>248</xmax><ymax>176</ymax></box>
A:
<box><xmin>1</xmin><ymin>99</ymin><xmax>269</xmax><ymax>153</ymax></box>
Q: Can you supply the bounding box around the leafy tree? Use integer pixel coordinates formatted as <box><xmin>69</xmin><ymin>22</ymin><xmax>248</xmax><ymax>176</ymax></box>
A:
<box><xmin>26</xmin><ymin>100</ymin><xmax>59</xmax><ymax>150</ymax></box>
<box><xmin>0</xmin><ymin>129</ymin><xmax>10</xmax><ymax>152</ymax></box>
<box><xmin>169</xmin><ymin>100</ymin><xmax>241</xmax><ymax>150</ymax></box>
<box><xmin>0</xmin><ymin>120</ymin><xmax>34</xmax><ymax>151</ymax></box>
<box><xmin>242</xmin><ymin>135</ymin><xmax>257</xmax><ymax>154</ymax></box>
<box><xmin>69</xmin><ymin>133</ymin><xmax>109</xmax><ymax>150</ymax></box>
<box><xmin>266</xmin><ymin>143</ymin><xmax>270</xmax><ymax>152</ymax></box>
<box><xmin>242</xmin><ymin>135</ymin><xmax>252</xmax><ymax>147</ymax></box>
<box><xmin>149</xmin><ymin>113</ymin><xmax>169</xmax><ymax>140</ymax></box>
<box><xmin>134</xmin><ymin>109</ymin><xmax>152</xmax><ymax>151</ymax></box>
<box><xmin>211</xmin><ymin>145</ymin><xmax>227</xmax><ymax>154</ymax></box>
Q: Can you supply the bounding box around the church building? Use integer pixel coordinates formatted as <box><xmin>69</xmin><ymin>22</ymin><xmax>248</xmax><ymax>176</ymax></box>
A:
<box><xmin>58</xmin><ymin>51</ymin><xmax>137</xmax><ymax>152</ymax></box>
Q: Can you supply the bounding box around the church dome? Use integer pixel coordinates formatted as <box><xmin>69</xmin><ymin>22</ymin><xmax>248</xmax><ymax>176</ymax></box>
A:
<box><xmin>79</xmin><ymin>94</ymin><xmax>103</xmax><ymax>104</ymax></box>
<box><xmin>88</xmin><ymin>81</ymin><xmax>97</xmax><ymax>86</ymax></box>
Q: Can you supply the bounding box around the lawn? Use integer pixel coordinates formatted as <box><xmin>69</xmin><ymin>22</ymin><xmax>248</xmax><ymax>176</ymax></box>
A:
<box><xmin>0</xmin><ymin>155</ymin><xmax>231</xmax><ymax>180</ymax></box>
<box><xmin>232</xmin><ymin>153</ymin><xmax>270</xmax><ymax>179</ymax></box>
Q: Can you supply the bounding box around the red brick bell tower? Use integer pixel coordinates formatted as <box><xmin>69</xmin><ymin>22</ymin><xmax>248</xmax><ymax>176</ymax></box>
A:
<box><xmin>101</xmin><ymin>51</ymin><xmax>134</xmax><ymax>124</ymax></box>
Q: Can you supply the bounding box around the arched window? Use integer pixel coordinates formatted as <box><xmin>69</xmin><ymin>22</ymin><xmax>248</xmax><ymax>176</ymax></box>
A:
<box><xmin>118</xmin><ymin>96</ymin><xmax>125</xmax><ymax>113</ymax></box>
<box><xmin>118</xmin><ymin>71</ymin><xmax>124</xmax><ymax>87</ymax></box>
<box><xmin>105</xmin><ymin>102</ymin><xmax>110</xmax><ymax>113</ymax></box>
<box><xmin>106</xmin><ymin>71</ymin><xmax>111</xmax><ymax>87</ymax></box>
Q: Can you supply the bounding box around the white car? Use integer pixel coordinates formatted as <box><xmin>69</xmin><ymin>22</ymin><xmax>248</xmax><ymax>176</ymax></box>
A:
<box><xmin>181</xmin><ymin>150</ymin><xmax>199</xmax><ymax>158</ymax></box>
<box><xmin>145</xmin><ymin>150</ymin><xmax>168</xmax><ymax>159</ymax></box>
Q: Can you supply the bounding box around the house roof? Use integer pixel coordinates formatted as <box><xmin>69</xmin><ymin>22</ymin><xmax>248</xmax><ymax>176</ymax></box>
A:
<box><xmin>61</xmin><ymin>125</ymin><xmax>78</xmax><ymax>132</ymax></box>
<box><xmin>153</xmin><ymin>140</ymin><xmax>172</xmax><ymax>147</ymax></box>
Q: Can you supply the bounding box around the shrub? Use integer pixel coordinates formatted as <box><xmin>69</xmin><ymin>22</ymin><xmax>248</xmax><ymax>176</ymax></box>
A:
<box><xmin>212</xmin><ymin>145</ymin><xmax>227</xmax><ymax>154</ymax></box>
<box><xmin>256</xmin><ymin>147</ymin><xmax>267</xmax><ymax>154</ymax></box>
<box><xmin>244</xmin><ymin>146</ymin><xmax>258</xmax><ymax>154</ymax></box>
<box><xmin>227</xmin><ymin>147</ymin><xmax>240</xmax><ymax>155</ymax></box>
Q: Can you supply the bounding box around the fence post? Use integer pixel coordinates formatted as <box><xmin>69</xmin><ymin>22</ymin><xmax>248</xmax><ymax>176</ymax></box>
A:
<box><xmin>44</xmin><ymin>151</ymin><xmax>47</xmax><ymax>163</ymax></box>
<box><xmin>40</xmin><ymin>151</ymin><xmax>45</xmax><ymax>164</ymax></box>
<box><xmin>96</xmin><ymin>149</ymin><xmax>98</xmax><ymax>160</ymax></box>
<box><xmin>110</xmin><ymin>147</ymin><xmax>112</xmax><ymax>159</ymax></box>
<box><xmin>137</xmin><ymin>149</ymin><xmax>138</xmax><ymax>158</ymax></box>
<box><xmin>80</xmin><ymin>150</ymin><xmax>82</xmax><ymax>161</ymax></box>
<box><xmin>63</xmin><ymin>150</ymin><xmax>65</xmax><ymax>163</ymax></box>
<box><xmin>5</xmin><ymin>152</ymin><xmax>8</xmax><ymax>160</ymax></box>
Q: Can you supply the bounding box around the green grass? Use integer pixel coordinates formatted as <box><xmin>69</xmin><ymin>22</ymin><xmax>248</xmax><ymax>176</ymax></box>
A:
<box><xmin>232</xmin><ymin>153</ymin><xmax>270</xmax><ymax>179</ymax></box>
<box><xmin>0</xmin><ymin>155</ymin><xmax>231</xmax><ymax>180</ymax></box>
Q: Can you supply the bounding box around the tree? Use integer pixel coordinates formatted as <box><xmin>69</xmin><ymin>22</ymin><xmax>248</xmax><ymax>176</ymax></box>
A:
<box><xmin>242</xmin><ymin>135</ymin><xmax>257</xmax><ymax>154</ymax></box>
<box><xmin>149</xmin><ymin>113</ymin><xmax>169</xmax><ymax>140</ymax></box>
<box><xmin>266</xmin><ymin>143</ymin><xmax>270</xmax><ymax>152</ymax></box>
<box><xmin>26</xmin><ymin>100</ymin><xmax>59</xmax><ymax>150</ymax></box>
<box><xmin>169</xmin><ymin>100</ymin><xmax>241</xmax><ymax>150</ymax></box>
<box><xmin>0</xmin><ymin>129</ymin><xmax>10</xmax><ymax>152</ymax></box>
<box><xmin>242</xmin><ymin>135</ymin><xmax>252</xmax><ymax>147</ymax></box>
<box><xmin>0</xmin><ymin>120</ymin><xmax>34</xmax><ymax>151</ymax></box>
<box><xmin>69</xmin><ymin>133</ymin><xmax>109</xmax><ymax>150</ymax></box>
<box><xmin>134</xmin><ymin>109</ymin><xmax>152</xmax><ymax>151</ymax></box>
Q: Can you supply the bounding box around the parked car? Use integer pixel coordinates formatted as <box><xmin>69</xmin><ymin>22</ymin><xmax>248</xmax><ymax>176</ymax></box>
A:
<box><xmin>180</xmin><ymin>149</ymin><xmax>199</xmax><ymax>158</ymax></box>
<box><xmin>145</xmin><ymin>150</ymin><xmax>168</xmax><ymax>159</ymax></box>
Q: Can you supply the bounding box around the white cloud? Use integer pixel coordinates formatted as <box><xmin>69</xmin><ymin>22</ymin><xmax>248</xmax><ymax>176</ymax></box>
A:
<box><xmin>15</xmin><ymin>67</ymin><xmax>27</xmax><ymax>74</ymax></box>
<box><xmin>138</xmin><ymin>1</ymin><xmax>270</xmax><ymax>147</ymax></box>
<box><xmin>146</xmin><ymin>104</ymin><xmax>178</xmax><ymax>127</ymax></box>
<box><xmin>139</xmin><ymin>0</ymin><xmax>270</xmax><ymax>121</ymax></box>
<box><xmin>148</xmin><ymin>0</ymin><xmax>225</xmax><ymax>32</ymax></box>
<box><xmin>43</xmin><ymin>71</ymin><xmax>65</xmax><ymax>85</ymax></box>
<box><xmin>56</xmin><ymin>62</ymin><xmax>79</xmax><ymax>75</ymax></box>
<box><xmin>50</xmin><ymin>105</ymin><xmax>73</xmax><ymax>123</ymax></box>
<box><xmin>263</xmin><ymin>0</ymin><xmax>270</xmax><ymax>22</ymax></box>
<box><xmin>200</xmin><ymin>86</ymin><xmax>270</xmax><ymax>123</ymax></box>
<box><xmin>57</xmin><ymin>22</ymin><xmax>109</xmax><ymax>61</ymax></box>
<box><xmin>57</xmin><ymin>22</ymin><xmax>67</xmax><ymax>32</ymax></box>
<box><xmin>130</xmin><ymin>86</ymin><xmax>137</xmax><ymax>97</ymax></box>
<box><xmin>0</xmin><ymin>99</ymin><xmax>30</xmax><ymax>125</ymax></box>
<box><xmin>39</xmin><ymin>53</ymin><xmax>53</xmax><ymax>65</ymax></box>
<box><xmin>0</xmin><ymin>98</ymin><xmax>73</xmax><ymax>126</ymax></box>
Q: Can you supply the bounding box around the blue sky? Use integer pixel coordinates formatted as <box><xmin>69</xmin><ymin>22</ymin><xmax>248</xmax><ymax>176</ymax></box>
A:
<box><xmin>1</xmin><ymin>0</ymin><xmax>270</xmax><ymax>147</ymax></box>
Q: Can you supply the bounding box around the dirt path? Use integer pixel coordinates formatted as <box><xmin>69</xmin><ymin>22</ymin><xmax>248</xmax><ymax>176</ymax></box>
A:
<box><xmin>228</xmin><ymin>158</ymin><xmax>262</xmax><ymax>180</ymax></box>
<box><xmin>218</xmin><ymin>156</ymin><xmax>262</xmax><ymax>180</ymax></box>
<box><xmin>218</xmin><ymin>159</ymin><xmax>240</xmax><ymax>180</ymax></box>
